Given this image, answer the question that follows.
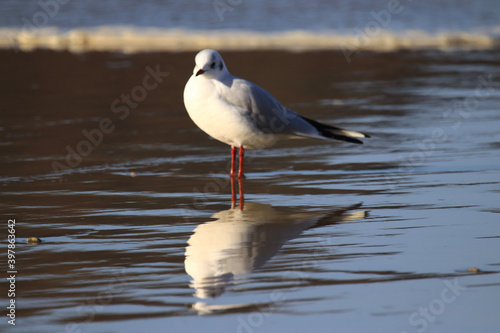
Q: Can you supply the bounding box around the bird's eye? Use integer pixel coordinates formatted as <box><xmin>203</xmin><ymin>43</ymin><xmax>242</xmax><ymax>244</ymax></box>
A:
<box><xmin>210</xmin><ymin>62</ymin><xmax>216</xmax><ymax>69</ymax></box>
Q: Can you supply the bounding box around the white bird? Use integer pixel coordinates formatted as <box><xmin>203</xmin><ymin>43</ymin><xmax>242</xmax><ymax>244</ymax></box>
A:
<box><xmin>183</xmin><ymin>49</ymin><xmax>369</xmax><ymax>178</ymax></box>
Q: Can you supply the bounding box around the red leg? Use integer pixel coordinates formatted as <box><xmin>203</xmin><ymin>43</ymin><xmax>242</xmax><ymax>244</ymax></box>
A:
<box><xmin>238</xmin><ymin>177</ymin><xmax>244</xmax><ymax>210</ymax></box>
<box><xmin>238</xmin><ymin>146</ymin><xmax>245</xmax><ymax>179</ymax></box>
<box><xmin>230</xmin><ymin>176</ymin><xmax>236</xmax><ymax>208</ymax></box>
<box><xmin>230</xmin><ymin>146</ymin><xmax>237</xmax><ymax>177</ymax></box>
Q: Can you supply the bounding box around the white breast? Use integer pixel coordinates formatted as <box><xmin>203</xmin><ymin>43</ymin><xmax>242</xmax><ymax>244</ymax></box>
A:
<box><xmin>183</xmin><ymin>75</ymin><xmax>277</xmax><ymax>149</ymax></box>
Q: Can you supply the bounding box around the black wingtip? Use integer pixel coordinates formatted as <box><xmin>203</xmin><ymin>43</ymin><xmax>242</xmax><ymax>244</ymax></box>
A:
<box><xmin>300</xmin><ymin>116</ymin><xmax>368</xmax><ymax>144</ymax></box>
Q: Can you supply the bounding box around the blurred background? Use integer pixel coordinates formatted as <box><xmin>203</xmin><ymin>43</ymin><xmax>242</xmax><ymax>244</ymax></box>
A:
<box><xmin>1</xmin><ymin>0</ymin><xmax>499</xmax><ymax>52</ymax></box>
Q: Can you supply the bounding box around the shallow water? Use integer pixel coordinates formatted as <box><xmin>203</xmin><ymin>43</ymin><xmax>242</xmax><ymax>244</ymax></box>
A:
<box><xmin>1</xmin><ymin>49</ymin><xmax>500</xmax><ymax>333</ymax></box>
<box><xmin>2</xmin><ymin>0</ymin><xmax>499</xmax><ymax>32</ymax></box>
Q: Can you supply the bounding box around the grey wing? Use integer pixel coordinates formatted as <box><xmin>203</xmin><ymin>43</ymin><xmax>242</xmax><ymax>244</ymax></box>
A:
<box><xmin>231</xmin><ymin>78</ymin><xmax>369</xmax><ymax>144</ymax></box>
<box><xmin>244</xmin><ymin>82</ymin><xmax>320</xmax><ymax>137</ymax></box>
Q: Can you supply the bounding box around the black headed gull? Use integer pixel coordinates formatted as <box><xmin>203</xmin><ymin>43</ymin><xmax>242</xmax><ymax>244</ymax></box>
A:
<box><xmin>183</xmin><ymin>49</ymin><xmax>369</xmax><ymax>178</ymax></box>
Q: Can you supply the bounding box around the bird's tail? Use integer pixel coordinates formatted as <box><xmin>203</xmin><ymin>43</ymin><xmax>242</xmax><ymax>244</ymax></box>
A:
<box><xmin>300</xmin><ymin>116</ymin><xmax>370</xmax><ymax>144</ymax></box>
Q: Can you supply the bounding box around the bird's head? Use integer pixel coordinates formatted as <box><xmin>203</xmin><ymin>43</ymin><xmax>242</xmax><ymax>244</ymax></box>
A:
<box><xmin>193</xmin><ymin>49</ymin><xmax>228</xmax><ymax>79</ymax></box>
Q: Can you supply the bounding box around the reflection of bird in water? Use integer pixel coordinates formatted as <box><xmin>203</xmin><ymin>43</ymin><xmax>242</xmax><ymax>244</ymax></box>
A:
<box><xmin>184</xmin><ymin>202</ymin><xmax>367</xmax><ymax>300</ymax></box>
<box><xmin>231</xmin><ymin>177</ymin><xmax>244</xmax><ymax>209</ymax></box>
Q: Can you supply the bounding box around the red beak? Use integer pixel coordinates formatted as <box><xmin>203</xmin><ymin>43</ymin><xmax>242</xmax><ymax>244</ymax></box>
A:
<box><xmin>196</xmin><ymin>69</ymin><xmax>205</xmax><ymax>76</ymax></box>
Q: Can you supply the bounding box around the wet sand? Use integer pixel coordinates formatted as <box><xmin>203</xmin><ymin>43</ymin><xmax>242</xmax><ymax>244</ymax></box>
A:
<box><xmin>1</xmin><ymin>49</ymin><xmax>500</xmax><ymax>332</ymax></box>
